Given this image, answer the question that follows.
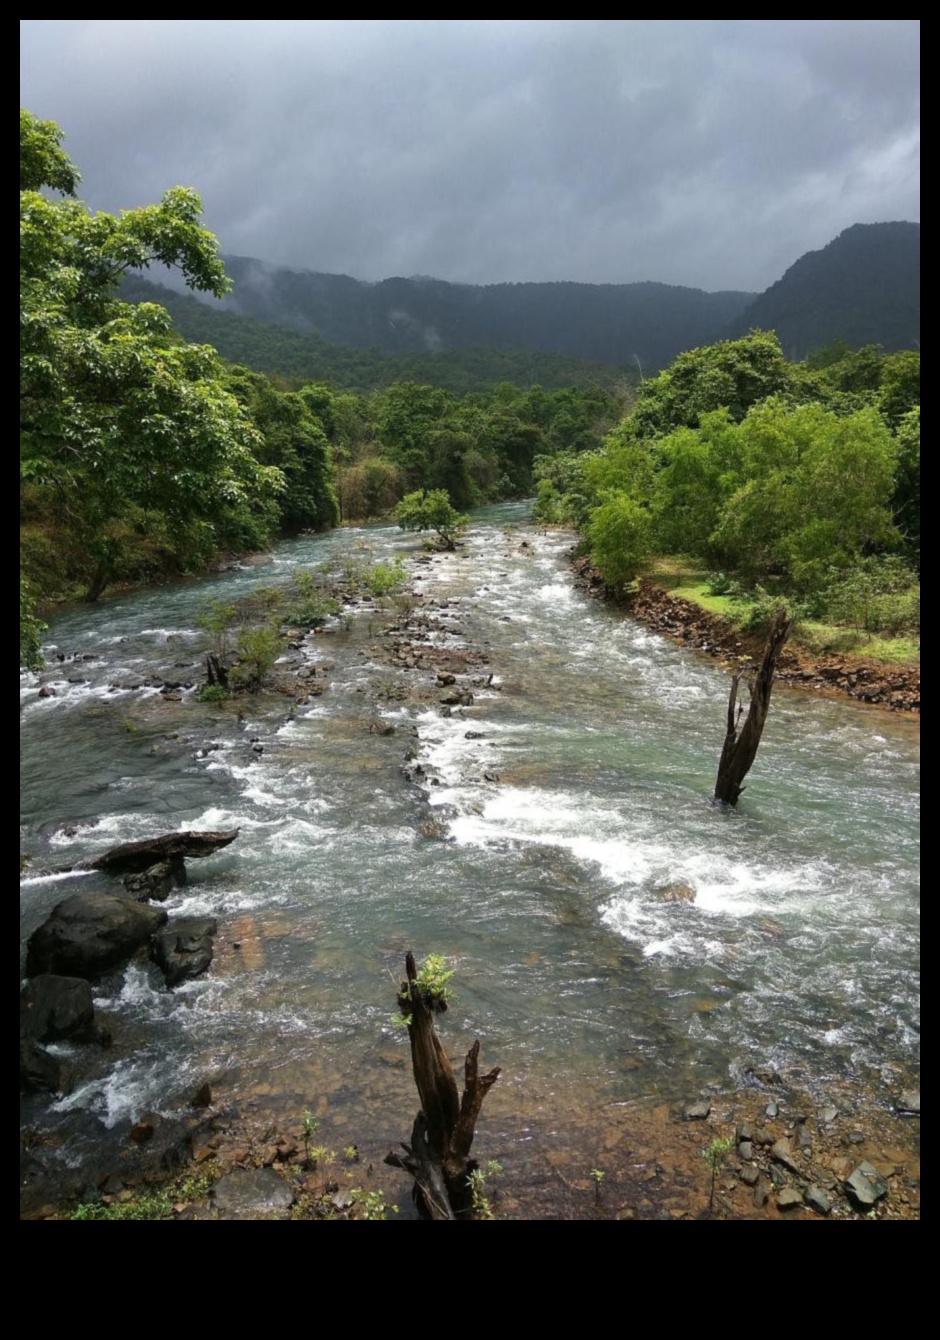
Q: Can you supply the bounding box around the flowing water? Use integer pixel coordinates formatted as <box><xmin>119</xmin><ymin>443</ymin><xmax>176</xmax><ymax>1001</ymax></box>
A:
<box><xmin>20</xmin><ymin>504</ymin><xmax>920</xmax><ymax>1186</ymax></box>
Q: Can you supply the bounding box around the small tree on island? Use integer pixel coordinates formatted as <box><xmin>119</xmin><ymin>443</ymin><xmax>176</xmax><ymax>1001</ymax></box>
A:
<box><xmin>395</xmin><ymin>489</ymin><xmax>468</xmax><ymax>551</ymax></box>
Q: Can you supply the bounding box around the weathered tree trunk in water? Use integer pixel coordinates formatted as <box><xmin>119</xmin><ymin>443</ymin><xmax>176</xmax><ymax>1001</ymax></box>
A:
<box><xmin>714</xmin><ymin>608</ymin><xmax>792</xmax><ymax>806</ymax></box>
<box><xmin>385</xmin><ymin>952</ymin><xmax>500</xmax><ymax>1220</ymax></box>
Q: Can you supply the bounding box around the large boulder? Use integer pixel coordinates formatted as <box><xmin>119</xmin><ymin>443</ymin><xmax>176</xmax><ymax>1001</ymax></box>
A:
<box><xmin>20</xmin><ymin>974</ymin><xmax>94</xmax><ymax>1042</ymax></box>
<box><xmin>26</xmin><ymin>893</ymin><xmax>168</xmax><ymax>978</ymax></box>
<box><xmin>151</xmin><ymin>918</ymin><xmax>218</xmax><ymax>987</ymax></box>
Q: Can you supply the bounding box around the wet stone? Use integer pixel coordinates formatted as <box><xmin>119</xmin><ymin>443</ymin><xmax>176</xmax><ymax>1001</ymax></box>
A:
<box><xmin>211</xmin><ymin>1167</ymin><xmax>295</xmax><ymax>1220</ymax></box>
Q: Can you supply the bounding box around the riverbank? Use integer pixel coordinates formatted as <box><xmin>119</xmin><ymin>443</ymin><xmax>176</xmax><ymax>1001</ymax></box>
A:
<box><xmin>571</xmin><ymin>556</ymin><xmax>920</xmax><ymax>714</ymax></box>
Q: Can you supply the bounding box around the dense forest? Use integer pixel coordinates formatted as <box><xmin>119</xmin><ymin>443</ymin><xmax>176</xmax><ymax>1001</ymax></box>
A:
<box><xmin>186</xmin><ymin>255</ymin><xmax>755</xmax><ymax>370</ymax></box>
<box><xmin>120</xmin><ymin>275</ymin><xmax>627</xmax><ymax>395</ymax></box>
<box><xmin>20</xmin><ymin>110</ymin><xmax>920</xmax><ymax>669</ymax></box>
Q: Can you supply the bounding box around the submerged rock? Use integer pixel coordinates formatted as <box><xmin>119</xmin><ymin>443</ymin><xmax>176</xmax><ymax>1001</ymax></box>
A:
<box><xmin>655</xmin><ymin>882</ymin><xmax>696</xmax><ymax>904</ymax></box>
<box><xmin>211</xmin><ymin>1167</ymin><xmax>294</xmax><ymax>1220</ymax></box>
<box><xmin>151</xmin><ymin>918</ymin><xmax>218</xmax><ymax>987</ymax></box>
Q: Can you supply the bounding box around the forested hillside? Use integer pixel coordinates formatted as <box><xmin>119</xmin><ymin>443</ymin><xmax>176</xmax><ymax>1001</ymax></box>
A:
<box><xmin>183</xmin><ymin>255</ymin><xmax>755</xmax><ymax>371</ymax></box>
<box><xmin>727</xmin><ymin>223</ymin><xmax>920</xmax><ymax>358</ymax></box>
<box><xmin>120</xmin><ymin>276</ymin><xmax>626</xmax><ymax>395</ymax></box>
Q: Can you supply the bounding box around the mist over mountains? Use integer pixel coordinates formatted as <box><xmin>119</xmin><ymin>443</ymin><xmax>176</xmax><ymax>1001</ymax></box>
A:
<box><xmin>145</xmin><ymin>221</ymin><xmax>919</xmax><ymax>378</ymax></box>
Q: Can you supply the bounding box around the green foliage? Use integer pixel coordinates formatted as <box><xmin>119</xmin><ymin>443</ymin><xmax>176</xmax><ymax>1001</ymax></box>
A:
<box><xmin>365</xmin><ymin>558</ymin><xmax>406</xmax><ymax>597</ymax></box>
<box><xmin>701</xmin><ymin>1135</ymin><xmax>734</xmax><ymax>1212</ymax></box>
<box><xmin>196</xmin><ymin>683</ymin><xmax>230</xmax><ymax>704</ymax></box>
<box><xmin>69</xmin><ymin>1168</ymin><xmax>216</xmax><ymax>1220</ymax></box>
<box><xmin>225</xmin><ymin>365</ymin><xmax>338</xmax><ymax>532</ymax></box>
<box><xmin>892</xmin><ymin>406</ymin><xmax>920</xmax><ymax>562</ymax></box>
<box><xmin>282</xmin><ymin>568</ymin><xmax>339</xmax><ymax>627</ymax></box>
<box><xmin>348</xmin><ymin>1188</ymin><xmax>398</xmax><ymax>1220</ymax></box>
<box><xmin>467</xmin><ymin>1167</ymin><xmax>494</xmax><ymax>1219</ymax></box>
<box><xmin>630</xmin><ymin>331</ymin><xmax>794</xmax><ymax>438</ymax></box>
<box><xmin>20</xmin><ymin>110</ymin><xmax>283</xmax><ymax>607</ymax></box>
<box><xmin>730</xmin><ymin>588</ymin><xmax>803</xmax><ymax>635</ymax></box>
<box><xmin>231</xmin><ymin>624</ymin><xmax>281</xmax><ymax>690</ymax></box>
<box><xmin>398</xmin><ymin>953</ymin><xmax>457</xmax><ymax>1020</ymax></box>
<box><xmin>414</xmin><ymin>953</ymin><xmax>456</xmax><ymax>1003</ymax></box>
<box><xmin>590</xmin><ymin>1167</ymin><xmax>606</xmax><ymax>1206</ymax></box>
<box><xmin>198</xmin><ymin>600</ymin><xmax>237</xmax><ymax>659</ymax></box>
<box><xmin>587</xmin><ymin>493</ymin><xmax>652</xmax><ymax>590</ymax></box>
<box><xmin>395</xmin><ymin>490</ymin><xmax>468</xmax><ymax>550</ymax></box>
<box><xmin>20</xmin><ymin>578</ymin><xmax>46</xmax><ymax>670</ymax></box>
<box><xmin>818</xmin><ymin>557</ymin><xmax>919</xmax><ymax>636</ymax></box>
<box><xmin>300</xmin><ymin>1108</ymin><xmax>321</xmax><ymax>1169</ymax></box>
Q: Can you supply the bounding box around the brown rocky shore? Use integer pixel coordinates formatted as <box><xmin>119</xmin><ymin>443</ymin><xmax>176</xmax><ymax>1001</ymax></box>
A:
<box><xmin>572</xmin><ymin>556</ymin><xmax>920</xmax><ymax>714</ymax></box>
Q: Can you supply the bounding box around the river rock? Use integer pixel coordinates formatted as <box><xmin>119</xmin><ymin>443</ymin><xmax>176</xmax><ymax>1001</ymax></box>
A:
<box><xmin>771</xmin><ymin>1138</ymin><xmax>801</xmax><ymax>1173</ymax></box>
<box><xmin>123</xmin><ymin>860</ymin><xmax>180</xmax><ymax>902</ymax></box>
<box><xmin>776</xmin><ymin>1187</ymin><xmax>803</xmax><ymax>1210</ymax></box>
<box><xmin>896</xmin><ymin>1090</ymin><xmax>920</xmax><ymax>1115</ymax></box>
<box><xmin>684</xmin><ymin>1100</ymin><xmax>711</xmax><ymax>1120</ymax></box>
<box><xmin>26</xmin><ymin>893</ymin><xmax>168</xmax><ymax>978</ymax></box>
<box><xmin>20</xmin><ymin>974</ymin><xmax>95</xmax><ymax>1043</ymax></box>
<box><xmin>804</xmin><ymin>1186</ymin><xmax>831</xmax><ymax>1215</ymax></box>
<box><xmin>655</xmin><ymin>882</ymin><xmax>696</xmax><ymax>904</ymax></box>
<box><xmin>845</xmin><ymin>1161</ymin><xmax>888</xmax><ymax>1208</ymax></box>
<box><xmin>150</xmin><ymin>918</ymin><xmax>218</xmax><ymax>987</ymax></box>
<box><xmin>211</xmin><ymin>1167</ymin><xmax>294</xmax><ymax>1219</ymax></box>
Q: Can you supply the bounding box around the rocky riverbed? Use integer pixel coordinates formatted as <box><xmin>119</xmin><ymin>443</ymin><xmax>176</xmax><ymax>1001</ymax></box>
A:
<box><xmin>22</xmin><ymin>537</ymin><xmax>920</xmax><ymax>1221</ymax></box>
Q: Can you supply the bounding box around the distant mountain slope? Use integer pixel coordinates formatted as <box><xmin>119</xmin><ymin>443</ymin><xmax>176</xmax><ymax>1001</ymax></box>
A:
<box><xmin>121</xmin><ymin>277</ymin><xmax>625</xmax><ymax>394</ymax></box>
<box><xmin>728</xmin><ymin>222</ymin><xmax>920</xmax><ymax>357</ymax></box>
<box><xmin>205</xmin><ymin>258</ymin><xmax>754</xmax><ymax>371</ymax></box>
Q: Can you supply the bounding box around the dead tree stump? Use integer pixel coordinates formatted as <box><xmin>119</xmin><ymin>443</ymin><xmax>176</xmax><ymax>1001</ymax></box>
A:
<box><xmin>714</xmin><ymin>607</ymin><xmax>792</xmax><ymax>806</ymax></box>
<box><xmin>205</xmin><ymin>653</ymin><xmax>229</xmax><ymax>691</ymax></box>
<box><xmin>385</xmin><ymin>952</ymin><xmax>500</xmax><ymax>1219</ymax></box>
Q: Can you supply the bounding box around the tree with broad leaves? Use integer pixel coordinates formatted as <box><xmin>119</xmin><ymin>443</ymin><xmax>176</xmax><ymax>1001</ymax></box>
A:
<box><xmin>20</xmin><ymin>109</ymin><xmax>282</xmax><ymax>647</ymax></box>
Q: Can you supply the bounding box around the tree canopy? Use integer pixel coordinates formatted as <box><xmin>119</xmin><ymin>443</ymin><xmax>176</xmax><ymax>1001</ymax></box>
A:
<box><xmin>20</xmin><ymin>110</ymin><xmax>284</xmax><ymax>637</ymax></box>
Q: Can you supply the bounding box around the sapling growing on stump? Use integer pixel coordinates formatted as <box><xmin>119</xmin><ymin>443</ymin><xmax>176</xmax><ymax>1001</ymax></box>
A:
<box><xmin>385</xmin><ymin>951</ymin><xmax>500</xmax><ymax>1220</ymax></box>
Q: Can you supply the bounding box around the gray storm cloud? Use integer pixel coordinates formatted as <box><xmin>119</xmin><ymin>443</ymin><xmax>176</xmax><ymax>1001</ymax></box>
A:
<box><xmin>20</xmin><ymin>19</ymin><xmax>919</xmax><ymax>292</ymax></box>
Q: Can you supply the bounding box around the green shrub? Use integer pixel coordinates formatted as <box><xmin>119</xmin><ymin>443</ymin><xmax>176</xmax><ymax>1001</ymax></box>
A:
<box><xmin>231</xmin><ymin>624</ymin><xmax>282</xmax><ymax>689</ymax></box>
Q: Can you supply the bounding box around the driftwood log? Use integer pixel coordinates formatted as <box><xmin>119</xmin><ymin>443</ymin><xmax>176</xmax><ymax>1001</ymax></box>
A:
<box><xmin>385</xmin><ymin>952</ymin><xmax>500</xmax><ymax>1219</ymax></box>
<box><xmin>714</xmin><ymin>608</ymin><xmax>792</xmax><ymax>806</ymax></box>
<box><xmin>37</xmin><ymin>828</ymin><xmax>241</xmax><ymax>878</ymax></box>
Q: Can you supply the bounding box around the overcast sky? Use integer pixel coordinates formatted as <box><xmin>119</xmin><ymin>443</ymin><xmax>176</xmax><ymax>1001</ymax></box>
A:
<box><xmin>20</xmin><ymin>20</ymin><xmax>920</xmax><ymax>294</ymax></box>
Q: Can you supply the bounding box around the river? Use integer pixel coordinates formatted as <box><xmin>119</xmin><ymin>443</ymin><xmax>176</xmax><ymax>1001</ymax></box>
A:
<box><xmin>20</xmin><ymin>504</ymin><xmax>920</xmax><ymax>1207</ymax></box>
